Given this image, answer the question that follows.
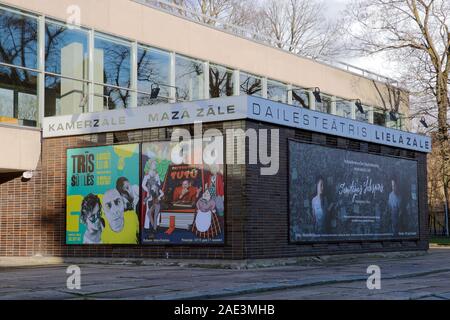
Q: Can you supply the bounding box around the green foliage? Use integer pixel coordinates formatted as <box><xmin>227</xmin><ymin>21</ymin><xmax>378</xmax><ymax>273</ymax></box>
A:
<box><xmin>430</xmin><ymin>237</ymin><xmax>450</xmax><ymax>246</ymax></box>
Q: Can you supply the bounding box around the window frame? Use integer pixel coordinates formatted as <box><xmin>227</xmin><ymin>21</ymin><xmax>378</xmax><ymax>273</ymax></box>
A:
<box><xmin>175</xmin><ymin>53</ymin><xmax>206</xmax><ymax>102</ymax></box>
<box><xmin>240</xmin><ymin>71</ymin><xmax>262</xmax><ymax>97</ymax></box>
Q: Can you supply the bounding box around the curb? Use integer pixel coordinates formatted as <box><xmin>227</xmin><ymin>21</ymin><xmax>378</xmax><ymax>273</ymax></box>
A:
<box><xmin>0</xmin><ymin>257</ymin><xmax>64</xmax><ymax>268</ymax></box>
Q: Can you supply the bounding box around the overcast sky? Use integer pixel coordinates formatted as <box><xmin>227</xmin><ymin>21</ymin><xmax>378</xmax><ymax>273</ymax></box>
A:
<box><xmin>323</xmin><ymin>0</ymin><xmax>399</xmax><ymax>79</ymax></box>
<box><xmin>324</xmin><ymin>0</ymin><xmax>349</xmax><ymax>16</ymax></box>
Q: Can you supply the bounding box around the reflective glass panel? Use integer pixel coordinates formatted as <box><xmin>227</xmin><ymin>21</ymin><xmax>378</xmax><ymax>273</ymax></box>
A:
<box><xmin>209</xmin><ymin>64</ymin><xmax>233</xmax><ymax>98</ymax></box>
<box><xmin>45</xmin><ymin>75</ymin><xmax>88</xmax><ymax>116</ymax></box>
<box><xmin>240</xmin><ymin>72</ymin><xmax>262</xmax><ymax>97</ymax></box>
<box><xmin>45</xmin><ymin>21</ymin><xmax>89</xmax><ymax>79</ymax></box>
<box><xmin>315</xmin><ymin>94</ymin><xmax>332</xmax><ymax>114</ymax></box>
<box><xmin>291</xmin><ymin>88</ymin><xmax>309</xmax><ymax>109</ymax></box>
<box><xmin>0</xmin><ymin>65</ymin><xmax>37</xmax><ymax>126</ymax></box>
<box><xmin>336</xmin><ymin>100</ymin><xmax>352</xmax><ymax>119</ymax></box>
<box><xmin>94</xmin><ymin>84</ymin><xmax>131</xmax><ymax>110</ymax></box>
<box><xmin>137</xmin><ymin>46</ymin><xmax>171</xmax><ymax>105</ymax></box>
<box><xmin>267</xmin><ymin>80</ymin><xmax>287</xmax><ymax>103</ymax></box>
<box><xmin>94</xmin><ymin>34</ymin><xmax>131</xmax><ymax>88</ymax></box>
<box><xmin>0</xmin><ymin>8</ymin><xmax>37</xmax><ymax>69</ymax></box>
<box><xmin>373</xmin><ymin>109</ymin><xmax>386</xmax><ymax>126</ymax></box>
<box><xmin>355</xmin><ymin>105</ymin><xmax>369</xmax><ymax>122</ymax></box>
<box><xmin>175</xmin><ymin>55</ymin><xmax>205</xmax><ymax>101</ymax></box>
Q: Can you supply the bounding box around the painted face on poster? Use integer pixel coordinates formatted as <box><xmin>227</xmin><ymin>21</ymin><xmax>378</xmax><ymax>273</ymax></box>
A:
<box><xmin>103</xmin><ymin>189</ymin><xmax>126</xmax><ymax>233</ymax></box>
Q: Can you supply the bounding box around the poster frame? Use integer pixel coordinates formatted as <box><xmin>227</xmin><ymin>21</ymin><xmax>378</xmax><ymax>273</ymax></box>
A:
<box><xmin>64</xmin><ymin>139</ymin><xmax>228</xmax><ymax>247</ymax></box>
<box><xmin>139</xmin><ymin>139</ymin><xmax>227</xmax><ymax>247</ymax></box>
<box><xmin>287</xmin><ymin>138</ymin><xmax>421</xmax><ymax>245</ymax></box>
<box><xmin>64</xmin><ymin>142</ymin><xmax>142</xmax><ymax>246</ymax></box>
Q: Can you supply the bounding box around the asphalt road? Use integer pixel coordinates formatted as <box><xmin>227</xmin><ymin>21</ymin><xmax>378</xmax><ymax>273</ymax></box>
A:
<box><xmin>2</xmin><ymin>247</ymin><xmax>450</xmax><ymax>300</ymax></box>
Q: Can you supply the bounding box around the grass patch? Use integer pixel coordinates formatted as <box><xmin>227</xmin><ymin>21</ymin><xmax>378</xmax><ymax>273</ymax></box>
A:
<box><xmin>430</xmin><ymin>237</ymin><xmax>450</xmax><ymax>246</ymax></box>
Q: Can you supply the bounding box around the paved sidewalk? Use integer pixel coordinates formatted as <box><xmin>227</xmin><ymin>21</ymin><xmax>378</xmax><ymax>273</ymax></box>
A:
<box><xmin>2</xmin><ymin>248</ymin><xmax>450</xmax><ymax>300</ymax></box>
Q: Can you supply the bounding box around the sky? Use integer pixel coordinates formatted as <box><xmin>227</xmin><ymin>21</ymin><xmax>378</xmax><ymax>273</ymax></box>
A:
<box><xmin>323</xmin><ymin>0</ymin><xmax>399</xmax><ymax>80</ymax></box>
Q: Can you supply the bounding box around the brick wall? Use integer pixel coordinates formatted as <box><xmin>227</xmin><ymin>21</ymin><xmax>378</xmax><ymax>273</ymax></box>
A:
<box><xmin>0</xmin><ymin>121</ymin><xmax>247</xmax><ymax>259</ymax></box>
<box><xmin>244</xmin><ymin>120</ymin><xmax>429</xmax><ymax>259</ymax></box>
<box><xmin>0</xmin><ymin>120</ymin><xmax>429</xmax><ymax>259</ymax></box>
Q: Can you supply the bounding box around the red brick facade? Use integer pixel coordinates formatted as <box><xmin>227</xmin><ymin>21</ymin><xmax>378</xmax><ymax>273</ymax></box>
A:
<box><xmin>0</xmin><ymin>120</ymin><xmax>429</xmax><ymax>259</ymax></box>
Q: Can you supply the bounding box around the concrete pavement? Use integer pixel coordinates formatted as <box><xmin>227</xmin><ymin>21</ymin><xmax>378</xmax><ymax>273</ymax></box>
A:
<box><xmin>2</xmin><ymin>248</ymin><xmax>450</xmax><ymax>300</ymax></box>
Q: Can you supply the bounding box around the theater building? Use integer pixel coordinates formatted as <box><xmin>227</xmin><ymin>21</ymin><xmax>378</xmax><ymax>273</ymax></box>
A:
<box><xmin>0</xmin><ymin>0</ymin><xmax>431</xmax><ymax>260</ymax></box>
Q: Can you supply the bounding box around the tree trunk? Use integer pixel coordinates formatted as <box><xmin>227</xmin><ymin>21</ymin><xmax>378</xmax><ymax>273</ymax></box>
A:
<box><xmin>436</xmin><ymin>79</ymin><xmax>449</xmax><ymax>145</ymax></box>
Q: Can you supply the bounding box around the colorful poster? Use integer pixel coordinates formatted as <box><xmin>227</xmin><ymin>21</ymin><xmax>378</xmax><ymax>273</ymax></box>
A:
<box><xmin>289</xmin><ymin>141</ymin><xmax>420</xmax><ymax>242</ymax></box>
<box><xmin>66</xmin><ymin>144</ymin><xmax>140</xmax><ymax>245</ymax></box>
<box><xmin>141</xmin><ymin>141</ymin><xmax>225</xmax><ymax>244</ymax></box>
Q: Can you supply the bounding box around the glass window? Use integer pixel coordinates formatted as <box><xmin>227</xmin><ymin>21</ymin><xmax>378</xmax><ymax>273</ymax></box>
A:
<box><xmin>175</xmin><ymin>55</ymin><xmax>205</xmax><ymax>101</ymax></box>
<box><xmin>209</xmin><ymin>64</ymin><xmax>233</xmax><ymax>98</ymax></box>
<box><xmin>400</xmin><ymin>118</ymin><xmax>406</xmax><ymax>131</ymax></box>
<box><xmin>267</xmin><ymin>80</ymin><xmax>287</xmax><ymax>103</ymax></box>
<box><xmin>0</xmin><ymin>65</ymin><xmax>37</xmax><ymax>127</ymax></box>
<box><xmin>316</xmin><ymin>94</ymin><xmax>332</xmax><ymax>114</ymax></box>
<box><xmin>18</xmin><ymin>92</ymin><xmax>37</xmax><ymax>122</ymax></box>
<box><xmin>0</xmin><ymin>87</ymin><xmax>13</xmax><ymax>118</ymax></box>
<box><xmin>240</xmin><ymin>72</ymin><xmax>262</xmax><ymax>96</ymax></box>
<box><xmin>138</xmin><ymin>92</ymin><xmax>161</xmax><ymax>106</ymax></box>
<box><xmin>45</xmin><ymin>20</ymin><xmax>89</xmax><ymax>79</ymax></box>
<box><xmin>355</xmin><ymin>105</ymin><xmax>369</xmax><ymax>122</ymax></box>
<box><xmin>373</xmin><ymin>108</ymin><xmax>386</xmax><ymax>126</ymax></box>
<box><xmin>94</xmin><ymin>34</ymin><xmax>131</xmax><ymax>88</ymax></box>
<box><xmin>387</xmin><ymin>113</ymin><xmax>403</xmax><ymax>129</ymax></box>
<box><xmin>137</xmin><ymin>46</ymin><xmax>171</xmax><ymax>105</ymax></box>
<box><xmin>0</xmin><ymin>8</ymin><xmax>38</xmax><ymax>69</ymax></box>
<box><xmin>336</xmin><ymin>100</ymin><xmax>352</xmax><ymax>119</ymax></box>
<box><xmin>45</xmin><ymin>75</ymin><xmax>88</xmax><ymax>116</ymax></box>
<box><xmin>291</xmin><ymin>88</ymin><xmax>310</xmax><ymax>109</ymax></box>
<box><xmin>95</xmin><ymin>85</ymin><xmax>131</xmax><ymax>111</ymax></box>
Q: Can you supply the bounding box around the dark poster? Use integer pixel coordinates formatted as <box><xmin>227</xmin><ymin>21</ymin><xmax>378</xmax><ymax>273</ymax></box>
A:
<box><xmin>289</xmin><ymin>141</ymin><xmax>419</xmax><ymax>242</ymax></box>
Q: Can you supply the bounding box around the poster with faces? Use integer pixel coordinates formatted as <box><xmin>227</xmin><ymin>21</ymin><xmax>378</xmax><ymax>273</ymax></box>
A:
<box><xmin>66</xmin><ymin>144</ymin><xmax>140</xmax><ymax>245</ymax></box>
<box><xmin>141</xmin><ymin>141</ymin><xmax>225</xmax><ymax>245</ymax></box>
<box><xmin>289</xmin><ymin>141</ymin><xmax>419</xmax><ymax>242</ymax></box>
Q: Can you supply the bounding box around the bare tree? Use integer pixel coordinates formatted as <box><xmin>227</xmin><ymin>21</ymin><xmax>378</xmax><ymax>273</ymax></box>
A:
<box><xmin>209</xmin><ymin>66</ymin><xmax>233</xmax><ymax>97</ymax></box>
<box><xmin>372</xmin><ymin>80</ymin><xmax>404</xmax><ymax>113</ymax></box>
<box><xmin>0</xmin><ymin>10</ymin><xmax>38</xmax><ymax>120</ymax></box>
<box><xmin>148</xmin><ymin>0</ymin><xmax>256</xmax><ymax>27</ymax></box>
<box><xmin>225</xmin><ymin>0</ymin><xmax>256</xmax><ymax>27</ymax></box>
<box><xmin>149</xmin><ymin>0</ymin><xmax>344</xmax><ymax>58</ymax></box>
<box><xmin>186</xmin><ymin>0</ymin><xmax>237</xmax><ymax>25</ymax></box>
<box><xmin>145</xmin><ymin>0</ymin><xmax>189</xmax><ymax>16</ymax></box>
<box><xmin>254</xmin><ymin>0</ymin><xmax>345</xmax><ymax>58</ymax></box>
<box><xmin>346</xmin><ymin>0</ymin><xmax>450</xmax><ymax>232</ymax></box>
<box><xmin>346</xmin><ymin>0</ymin><xmax>449</xmax><ymax>135</ymax></box>
<box><xmin>428</xmin><ymin>132</ymin><xmax>450</xmax><ymax>234</ymax></box>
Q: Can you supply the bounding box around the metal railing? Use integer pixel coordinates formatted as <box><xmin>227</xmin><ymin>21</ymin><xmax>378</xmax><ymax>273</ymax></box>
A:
<box><xmin>133</xmin><ymin>0</ymin><xmax>400</xmax><ymax>88</ymax></box>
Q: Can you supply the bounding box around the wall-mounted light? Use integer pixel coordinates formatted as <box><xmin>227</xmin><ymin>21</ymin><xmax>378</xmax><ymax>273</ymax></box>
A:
<box><xmin>287</xmin><ymin>88</ymin><xmax>309</xmax><ymax>108</ymax></box>
<box><xmin>335</xmin><ymin>98</ymin><xmax>365</xmax><ymax>114</ymax></box>
<box><xmin>22</xmin><ymin>171</ymin><xmax>33</xmax><ymax>180</ymax></box>
<box><xmin>420</xmin><ymin>117</ymin><xmax>429</xmax><ymax>128</ymax></box>
<box><xmin>311</xmin><ymin>87</ymin><xmax>322</xmax><ymax>103</ymax></box>
<box><xmin>389</xmin><ymin>111</ymin><xmax>399</xmax><ymax>122</ymax></box>
<box><xmin>149</xmin><ymin>83</ymin><xmax>181</xmax><ymax>102</ymax></box>
<box><xmin>288</xmin><ymin>87</ymin><xmax>322</xmax><ymax>103</ymax></box>
<box><xmin>355</xmin><ymin>99</ymin><xmax>364</xmax><ymax>114</ymax></box>
<box><xmin>150</xmin><ymin>84</ymin><xmax>161</xmax><ymax>99</ymax></box>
